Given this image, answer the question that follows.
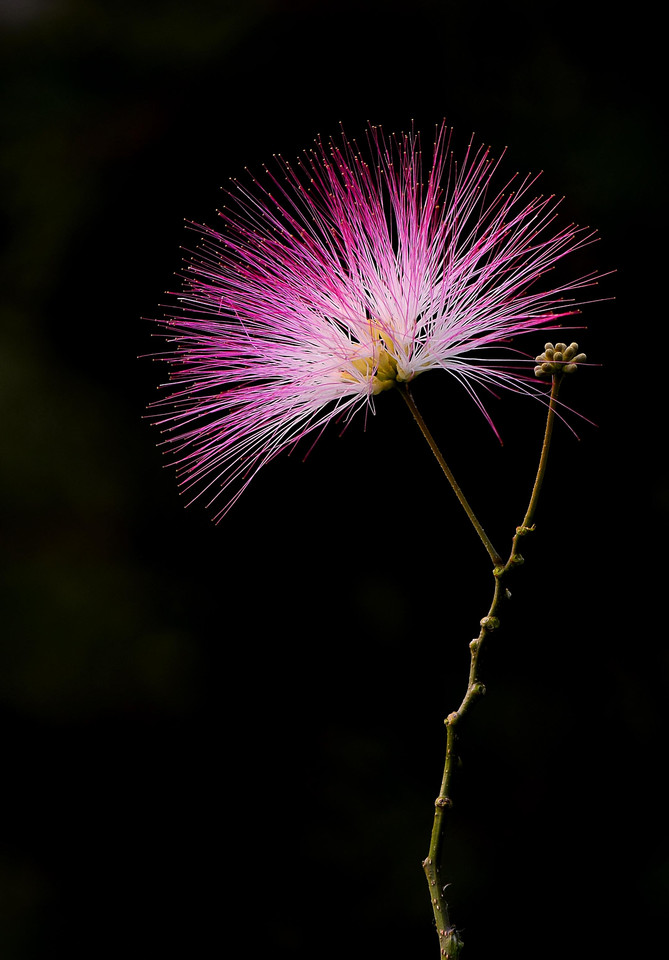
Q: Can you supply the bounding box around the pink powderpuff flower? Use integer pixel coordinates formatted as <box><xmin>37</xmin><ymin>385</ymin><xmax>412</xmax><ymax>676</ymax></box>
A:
<box><xmin>151</xmin><ymin>122</ymin><xmax>598</xmax><ymax>519</ymax></box>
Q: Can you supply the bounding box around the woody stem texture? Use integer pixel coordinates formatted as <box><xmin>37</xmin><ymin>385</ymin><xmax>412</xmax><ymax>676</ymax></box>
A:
<box><xmin>419</xmin><ymin>374</ymin><xmax>563</xmax><ymax>959</ymax></box>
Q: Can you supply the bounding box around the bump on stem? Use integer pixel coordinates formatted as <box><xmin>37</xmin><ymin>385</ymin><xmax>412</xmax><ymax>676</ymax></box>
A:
<box><xmin>420</xmin><ymin>370</ymin><xmax>567</xmax><ymax>958</ymax></box>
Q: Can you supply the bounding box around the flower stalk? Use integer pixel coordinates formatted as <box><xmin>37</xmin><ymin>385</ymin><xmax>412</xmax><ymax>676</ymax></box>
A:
<box><xmin>399</xmin><ymin>384</ymin><xmax>503</xmax><ymax>567</ymax></box>
<box><xmin>419</xmin><ymin>370</ymin><xmax>565</xmax><ymax>958</ymax></box>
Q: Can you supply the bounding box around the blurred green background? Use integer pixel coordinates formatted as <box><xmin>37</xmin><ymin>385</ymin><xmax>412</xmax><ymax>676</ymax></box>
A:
<box><xmin>1</xmin><ymin>1</ymin><xmax>665</xmax><ymax>957</ymax></box>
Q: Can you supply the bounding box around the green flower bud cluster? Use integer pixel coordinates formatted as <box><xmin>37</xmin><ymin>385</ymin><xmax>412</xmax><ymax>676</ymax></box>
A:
<box><xmin>534</xmin><ymin>342</ymin><xmax>586</xmax><ymax>378</ymax></box>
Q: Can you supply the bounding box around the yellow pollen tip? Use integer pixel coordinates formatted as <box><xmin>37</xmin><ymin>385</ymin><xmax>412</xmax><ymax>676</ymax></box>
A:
<box><xmin>341</xmin><ymin>346</ymin><xmax>399</xmax><ymax>394</ymax></box>
<box><xmin>340</xmin><ymin>322</ymin><xmax>415</xmax><ymax>394</ymax></box>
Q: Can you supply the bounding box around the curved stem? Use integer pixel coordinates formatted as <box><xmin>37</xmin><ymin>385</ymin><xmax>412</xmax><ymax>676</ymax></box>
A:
<box><xmin>399</xmin><ymin>384</ymin><xmax>502</xmax><ymax>566</ymax></box>
<box><xmin>520</xmin><ymin>374</ymin><xmax>561</xmax><ymax>533</ymax></box>
<box><xmin>422</xmin><ymin>374</ymin><xmax>563</xmax><ymax>958</ymax></box>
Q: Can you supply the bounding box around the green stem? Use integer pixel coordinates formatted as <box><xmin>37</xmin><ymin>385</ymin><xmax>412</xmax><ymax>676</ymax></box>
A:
<box><xmin>421</xmin><ymin>374</ymin><xmax>563</xmax><ymax>958</ymax></box>
<box><xmin>399</xmin><ymin>384</ymin><xmax>502</xmax><ymax>567</ymax></box>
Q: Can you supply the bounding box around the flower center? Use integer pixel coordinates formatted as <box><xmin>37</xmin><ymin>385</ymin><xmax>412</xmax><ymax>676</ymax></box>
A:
<box><xmin>341</xmin><ymin>325</ymin><xmax>410</xmax><ymax>395</ymax></box>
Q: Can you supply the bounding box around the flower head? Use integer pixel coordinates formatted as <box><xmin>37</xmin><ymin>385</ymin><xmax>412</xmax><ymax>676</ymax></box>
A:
<box><xmin>151</xmin><ymin>122</ymin><xmax>597</xmax><ymax>518</ymax></box>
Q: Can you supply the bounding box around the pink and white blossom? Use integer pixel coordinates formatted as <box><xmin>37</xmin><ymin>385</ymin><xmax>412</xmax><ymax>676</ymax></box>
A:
<box><xmin>152</xmin><ymin>122</ymin><xmax>597</xmax><ymax>518</ymax></box>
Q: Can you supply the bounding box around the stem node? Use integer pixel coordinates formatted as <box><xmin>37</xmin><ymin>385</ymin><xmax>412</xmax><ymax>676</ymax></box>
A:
<box><xmin>419</xmin><ymin>371</ymin><xmax>564</xmax><ymax>958</ymax></box>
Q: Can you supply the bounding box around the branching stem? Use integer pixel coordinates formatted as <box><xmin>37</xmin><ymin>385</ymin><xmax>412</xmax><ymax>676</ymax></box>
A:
<box><xmin>413</xmin><ymin>375</ymin><xmax>563</xmax><ymax>959</ymax></box>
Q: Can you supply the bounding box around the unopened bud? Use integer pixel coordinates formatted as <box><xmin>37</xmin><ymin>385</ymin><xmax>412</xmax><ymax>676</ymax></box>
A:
<box><xmin>534</xmin><ymin>341</ymin><xmax>587</xmax><ymax>378</ymax></box>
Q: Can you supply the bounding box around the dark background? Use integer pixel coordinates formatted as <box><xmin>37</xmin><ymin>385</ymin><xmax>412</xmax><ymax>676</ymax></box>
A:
<box><xmin>1</xmin><ymin>1</ymin><xmax>665</xmax><ymax>957</ymax></box>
